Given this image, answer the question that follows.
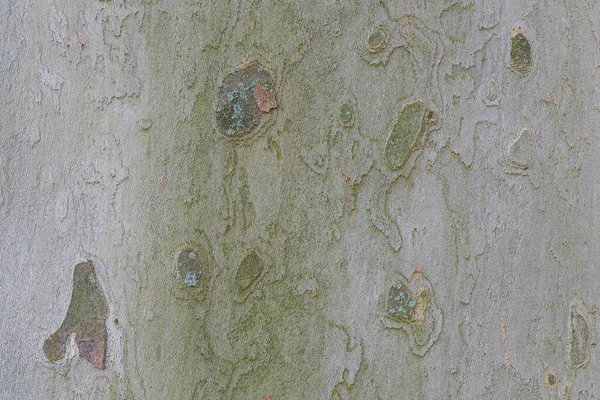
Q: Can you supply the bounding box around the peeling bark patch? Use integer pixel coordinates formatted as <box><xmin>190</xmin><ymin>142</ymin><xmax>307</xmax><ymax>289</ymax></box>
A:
<box><xmin>380</xmin><ymin>269</ymin><xmax>442</xmax><ymax>356</ymax></box>
<box><xmin>43</xmin><ymin>261</ymin><xmax>109</xmax><ymax>369</ymax></box>
<box><xmin>337</xmin><ymin>89</ymin><xmax>358</xmax><ymax>129</ymax></box>
<box><xmin>509</xmin><ymin>129</ymin><xmax>533</xmax><ymax>169</ymax></box>
<box><xmin>570</xmin><ymin>299</ymin><xmax>596</xmax><ymax>370</ymax></box>
<box><xmin>216</xmin><ymin>63</ymin><xmax>277</xmax><ymax>137</ymax></box>
<box><xmin>363</xmin><ymin>22</ymin><xmax>396</xmax><ymax>65</ymax></box>
<box><xmin>384</xmin><ymin>99</ymin><xmax>428</xmax><ymax>171</ymax></box>
<box><xmin>235</xmin><ymin>251</ymin><xmax>264</xmax><ymax>293</ymax></box>
<box><xmin>510</xmin><ymin>30</ymin><xmax>532</xmax><ymax>75</ymax></box>
<box><xmin>178</xmin><ymin>248</ymin><xmax>204</xmax><ymax>287</ymax></box>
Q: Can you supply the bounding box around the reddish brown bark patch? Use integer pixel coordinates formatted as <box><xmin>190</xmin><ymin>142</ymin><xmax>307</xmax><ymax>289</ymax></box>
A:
<box><xmin>254</xmin><ymin>83</ymin><xmax>277</xmax><ymax>113</ymax></box>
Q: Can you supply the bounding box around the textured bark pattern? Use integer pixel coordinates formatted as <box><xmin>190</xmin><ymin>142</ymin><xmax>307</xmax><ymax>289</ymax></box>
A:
<box><xmin>1</xmin><ymin>0</ymin><xmax>599</xmax><ymax>398</ymax></box>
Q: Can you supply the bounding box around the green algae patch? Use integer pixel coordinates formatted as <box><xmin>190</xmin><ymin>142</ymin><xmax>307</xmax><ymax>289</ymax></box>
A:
<box><xmin>386</xmin><ymin>281</ymin><xmax>416</xmax><ymax>321</ymax></box>
<box><xmin>384</xmin><ymin>99</ymin><xmax>428</xmax><ymax>171</ymax></box>
<box><xmin>43</xmin><ymin>261</ymin><xmax>109</xmax><ymax>369</ymax></box>
<box><xmin>173</xmin><ymin>238</ymin><xmax>215</xmax><ymax>303</ymax></box>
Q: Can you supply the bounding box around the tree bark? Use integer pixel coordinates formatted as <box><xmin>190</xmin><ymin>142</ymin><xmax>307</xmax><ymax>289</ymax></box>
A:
<box><xmin>1</xmin><ymin>0</ymin><xmax>598</xmax><ymax>398</ymax></box>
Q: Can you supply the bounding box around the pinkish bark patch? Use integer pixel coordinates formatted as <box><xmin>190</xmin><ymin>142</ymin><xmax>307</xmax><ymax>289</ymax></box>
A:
<box><xmin>254</xmin><ymin>83</ymin><xmax>277</xmax><ymax>113</ymax></box>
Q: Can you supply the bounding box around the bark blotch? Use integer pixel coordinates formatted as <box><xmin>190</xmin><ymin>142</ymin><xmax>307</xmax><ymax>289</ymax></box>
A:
<box><xmin>339</xmin><ymin>100</ymin><xmax>355</xmax><ymax>128</ymax></box>
<box><xmin>380</xmin><ymin>270</ymin><xmax>442</xmax><ymax>357</ymax></box>
<box><xmin>367</xmin><ymin>25</ymin><xmax>389</xmax><ymax>54</ymax></box>
<box><xmin>570</xmin><ymin>299</ymin><xmax>596</xmax><ymax>370</ymax></box>
<box><xmin>216</xmin><ymin>62</ymin><xmax>277</xmax><ymax>138</ymax></box>
<box><xmin>510</xmin><ymin>29</ymin><xmax>532</xmax><ymax>75</ymax></box>
<box><xmin>384</xmin><ymin>99</ymin><xmax>428</xmax><ymax>171</ymax></box>
<box><xmin>178</xmin><ymin>248</ymin><xmax>204</xmax><ymax>287</ymax></box>
<box><xmin>509</xmin><ymin>129</ymin><xmax>533</xmax><ymax>169</ymax></box>
<box><xmin>544</xmin><ymin>370</ymin><xmax>557</xmax><ymax>390</ymax></box>
<box><xmin>43</xmin><ymin>261</ymin><xmax>109</xmax><ymax>369</ymax></box>
<box><xmin>234</xmin><ymin>251</ymin><xmax>269</xmax><ymax>303</ymax></box>
<box><xmin>235</xmin><ymin>251</ymin><xmax>264</xmax><ymax>294</ymax></box>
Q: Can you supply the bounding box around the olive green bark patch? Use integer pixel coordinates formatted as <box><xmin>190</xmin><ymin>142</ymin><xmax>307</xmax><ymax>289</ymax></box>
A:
<box><xmin>510</xmin><ymin>33</ymin><xmax>532</xmax><ymax>74</ymax></box>
<box><xmin>339</xmin><ymin>101</ymin><xmax>355</xmax><ymax>127</ymax></box>
<box><xmin>367</xmin><ymin>25</ymin><xmax>389</xmax><ymax>54</ymax></box>
<box><xmin>384</xmin><ymin>99</ymin><xmax>427</xmax><ymax>171</ymax></box>
<box><xmin>43</xmin><ymin>261</ymin><xmax>109</xmax><ymax>369</ymax></box>
<box><xmin>235</xmin><ymin>251</ymin><xmax>265</xmax><ymax>294</ymax></box>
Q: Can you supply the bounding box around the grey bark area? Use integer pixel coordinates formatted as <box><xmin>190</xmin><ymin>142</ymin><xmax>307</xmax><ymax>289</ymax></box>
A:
<box><xmin>2</xmin><ymin>0</ymin><xmax>600</xmax><ymax>398</ymax></box>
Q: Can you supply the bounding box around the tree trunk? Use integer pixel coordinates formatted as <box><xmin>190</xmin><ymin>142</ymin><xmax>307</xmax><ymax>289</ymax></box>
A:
<box><xmin>2</xmin><ymin>0</ymin><xmax>598</xmax><ymax>398</ymax></box>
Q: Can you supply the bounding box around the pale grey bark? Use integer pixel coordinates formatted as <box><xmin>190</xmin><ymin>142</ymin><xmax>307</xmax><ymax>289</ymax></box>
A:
<box><xmin>1</xmin><ymin>0</ymin><xmax>599</xmax><ymax>398</ymax></box>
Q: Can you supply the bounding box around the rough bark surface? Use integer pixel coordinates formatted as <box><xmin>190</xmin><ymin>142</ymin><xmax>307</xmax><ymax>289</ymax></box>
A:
<box><xmin>1</xmin><ymin>0</ymin><xmax>599</xmax><ymax>398</ymax></box>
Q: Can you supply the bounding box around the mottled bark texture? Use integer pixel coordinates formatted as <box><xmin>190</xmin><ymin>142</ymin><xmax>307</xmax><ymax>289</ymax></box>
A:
<box><xmin>1</xmin><ymin>0</ymin><xmax>599</xmax><ymax>398</ymax></box>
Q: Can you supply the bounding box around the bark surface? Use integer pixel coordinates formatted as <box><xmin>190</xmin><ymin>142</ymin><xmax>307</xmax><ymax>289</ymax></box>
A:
<box><xmin>1</xmin><ymin>0</ymin><xmax>599</xmax><ymax>398</ymax></box>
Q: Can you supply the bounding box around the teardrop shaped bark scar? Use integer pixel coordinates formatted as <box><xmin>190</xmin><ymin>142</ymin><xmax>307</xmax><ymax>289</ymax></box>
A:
<box><xmin>43</xmin><ymin>261</ymin><xmax>109</xmax><ymax>369</ymax></box>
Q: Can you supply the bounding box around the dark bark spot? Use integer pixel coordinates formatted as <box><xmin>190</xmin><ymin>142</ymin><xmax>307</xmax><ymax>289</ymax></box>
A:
<box><xmin>216</xmin><ymin>63</ymin><xmax>277</xmax><ymax>137</ymax></box>
<box><xmin>510</xmin><ymin>32</ymin><xmax>532</xmax><ymax>74</ymax></box>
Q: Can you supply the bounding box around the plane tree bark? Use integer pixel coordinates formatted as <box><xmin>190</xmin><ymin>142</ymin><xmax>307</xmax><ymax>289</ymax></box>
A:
<box><xmin>1</xmin><ymin>0</ymin><xmax>598</xmax><ymax>398</ymax></box>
